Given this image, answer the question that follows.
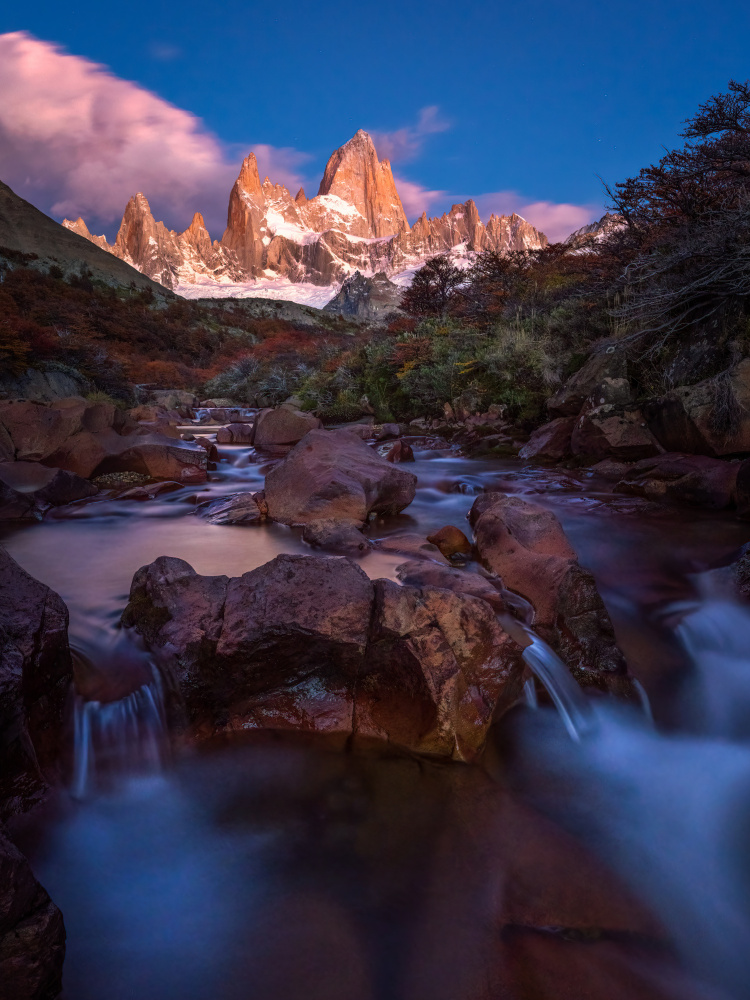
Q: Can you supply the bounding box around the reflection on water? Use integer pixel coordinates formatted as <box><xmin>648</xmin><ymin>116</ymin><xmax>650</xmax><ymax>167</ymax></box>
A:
<box><xmin>5</xmin><ymin>438</ymin><xmax>750</xmax><ymax>998</ymax></box>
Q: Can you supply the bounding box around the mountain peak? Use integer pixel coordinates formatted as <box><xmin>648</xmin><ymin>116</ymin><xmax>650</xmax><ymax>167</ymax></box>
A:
<box><xmin>235</xmin><ymin>153</ymin><xmax>262</xmax><ymax>199</ymax></box>
<box><xmin>317</xmin><ymin>129</ymin><xmax>408</xmax><ymax>238</ymax></box>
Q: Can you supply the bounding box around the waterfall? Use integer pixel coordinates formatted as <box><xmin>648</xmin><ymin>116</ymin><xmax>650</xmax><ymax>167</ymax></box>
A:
<box><xmin>71</xmin><ymin>670</ymin><xmax>169</xmax><ymax>799</ymax></box>
<box><xmin>520</xmin><ymin>632</ymin><xmax>597</xmax><ymax>741</ymax></box>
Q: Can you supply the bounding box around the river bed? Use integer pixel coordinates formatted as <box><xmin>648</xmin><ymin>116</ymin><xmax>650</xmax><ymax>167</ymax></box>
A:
<box><xmin>5</xmin><ymin>438</ymin><xmax>750</xmax><ymax>999</ymax></box>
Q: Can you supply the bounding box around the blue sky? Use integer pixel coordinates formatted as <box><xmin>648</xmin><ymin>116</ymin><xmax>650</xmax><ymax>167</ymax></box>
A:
<box><xmin>1</xmin><ymin>0</ymin><xmax>749</xmax><ymax>241</ymax></box>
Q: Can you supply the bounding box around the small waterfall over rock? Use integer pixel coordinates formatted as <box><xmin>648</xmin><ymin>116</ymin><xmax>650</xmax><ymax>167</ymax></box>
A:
<box><xmin>71</xmin><ymin>669</ymin><xmax>169</xmax><ymax>799</ymax></box>
<box><xmin>520</xmin><ymin>632</ymin><xmax>597</xmax><ymax>740</ymax></box>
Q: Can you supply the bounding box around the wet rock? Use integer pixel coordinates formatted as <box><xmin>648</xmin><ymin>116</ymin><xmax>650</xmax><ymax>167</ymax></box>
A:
<box><xmin>254</xmin><ymin>404</ymin><xmax>321</xmax><ymax>449</ymax></box>
<box><xmin>0</xmin><ymin>827</ymin><xmax>66</xmax><ymax>1000</ymax></box>
<box><xmin>469</xmin><ymin>493</ymin><xmax>628</xmax><ymax>690</ymax></box>
<box><xmin>115</xmin><ymin>481</ymin><xmax>183</xmax><ymax>501</ymax></box>
<box><xmin>395</xmin><ymin>560</ymin><xmax>508</xmax><ymax>613</ymax></box>
<box><xmin>589</xmin><ymin>458</ymin><xmax>633</xmax><ymax>482</ymax></box>
<box><xmin>264</xmin><ymin>428</ymin><xmax>416</xmax><ymax>525</ymax></box>
<box><xmin>302</xmin><ymin>518</ymin><xmax>371</xmax><ymax>555</ymax></box>
<box><xmin>571</xmin><ymin>406</ymin><xmax>661</xmax><ymax>462</ymax></box>
<box><xmin>196</xmin><ymin>492</ymin><xmax>267</xmax><ymax>525</ymax></box>
<box><xmin>0</xmin><ymin>398</ymin><xmax>207</xmax><ymax>483</ymax></box>
<box><xmin>0</xmin><ymin>479</ymin><xmax>44</xmax><ymax>520</ymax></box>
<box><xmin>547</xmin><ymin>348</ymin><xmax>628</xmax><ymax>417</ymax></box>
<box><xmin>519</xmin><ymin>417</ymin><xmax>575</xmax><ymax>463</ymax></box>
<box><xmin>194</xmin><ymin>437</ymin><xmax>219</xmax><ymax>462</ymax></box>
<box><xmin>374</xmin><ymin>533</ymin><xmax>449</xmax><ymax>564</ymax></box>
<box><xmin>643</xmin><ymin>359</ymin><xmax>750</xmax><ymax>457</ymax></box>
<box><xmin>426</xmin><ymin>525</ymin><xmax>472</xmax><ymax>560</ymax></box>
<box><xmin>385</xmin><ymin>440</ymin><xmax>414</xmax><ymax>463</ymax></box>
<box><xmin>121</xmin><ymin>553</ymin><xmax>525</xmax><ymax>760</ymax></box>
<box><xmin>207</xmin><ymin>407</ymin><xmax>253</xmax><ymax>424</ymax></box>
<box><xmin>614</xmin><ymin>453</ymin><xmax>739</xmax><ymax>509</ymax></box>
<box><xmin>358</xmin><ymin>579</ymin><xmax>524</xmax><ymax>760</ymax></box>
<box><xmin>215</xmin><ymin>422</ymin><xmax>256</xmax><ymax>445</ymax></box>
<box><xmin>0</xmin><ymin>549</ymin><xmax>72</xmax><ymax>819</ymax></box>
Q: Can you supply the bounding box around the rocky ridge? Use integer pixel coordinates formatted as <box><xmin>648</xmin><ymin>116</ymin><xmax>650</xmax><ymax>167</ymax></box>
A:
<box><xmin>65</xmin><ymin>130</ymin><xmax>547</xmax><ymax>294</ymax></box>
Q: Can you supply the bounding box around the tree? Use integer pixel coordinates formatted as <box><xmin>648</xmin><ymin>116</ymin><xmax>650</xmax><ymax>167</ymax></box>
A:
<box><xmin>400</xmin><ymin>254</ymin><xmax>464</xmax><ymax>316</ymax></box>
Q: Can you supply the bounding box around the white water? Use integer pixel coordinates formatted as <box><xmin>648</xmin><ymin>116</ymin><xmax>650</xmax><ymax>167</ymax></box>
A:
<box><xmin>71</xmin><ymin>671</ymin><xmax>169</xmax><ymax>799</ymax></box>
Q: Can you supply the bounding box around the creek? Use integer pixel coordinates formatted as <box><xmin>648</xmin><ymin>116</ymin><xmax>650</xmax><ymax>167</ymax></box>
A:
<box><xmin>5</xmin><ymin>432</ymin><xmax>750</xmax><ymax>999</ymax></box>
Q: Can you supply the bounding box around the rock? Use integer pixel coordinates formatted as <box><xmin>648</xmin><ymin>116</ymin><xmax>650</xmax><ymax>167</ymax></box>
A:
<box><xmin>358</xmin><ymin>579</ymin><xmax>524</xmax><ymax>760</ymax></box>
<box><xmin>643</xmin><ymin>359</ymin><xmax>750</xmax><ymax>457</ymax></box>
<box><xmin>375</xmin><ymin>533</ymin><xmax>449</xmax><ymax>564</ymax></box>
<box><xmin>323</xmin><ymin>270</ymin><xmax>403</xmax><ymax>321</ymax></box>
<box><xmin>591</xmin><ymin>376</ymin><xmax>632</xmax><ymax>408</ymax></box>
<box><xmin>547</xmin><ymin>348</ymin><xmax>628</xmax><ymax>417</ymax></box>
<box><xmin>614</xmin><ymin>453</ymin><xmax>739</xmax><ymax>509</ymax></box>
<box><xmin>195</xmin><ymin>437</ymin><xmax>219</xmax><ymax>462</ymax></box>
<box><xmin>215</xmin><ymin>422</ymin><xmax>256</xmax><ymax>445</ymax></box>
<box><xmin>0</xmin><ymin>398</ymin><xmax>207</xmax><ymax>483</ymax></box>
<box><xmin>115</xmin><ymin>481</ymin><xmax>182</xmax><ymax>501</ymax></box>
<box><xmin>264</xmin><ymin>428</ymin><xmax>417</xmax><ymax>525</ymax></box>
<box><xmin>0</xmin><ymin>549</ymin><xmax>72</xmax><ymax>819</ymax></box>
<box><xmin>518</xmin><ymin>417</ymin><xmax>575</xmax><ymax>463</ymax></box>
<box><xmin>571</xmin><ymin>406</ymin><xmax>661</xmax><ymax>462</ymax></box>
<box><xmin>200</xmin><ymin>398</ymin><xmax>235</xmax><ymax>408</ymax></box>
<box><xmin>395</xmin><ymin>560</ymin><xmax>508</xmax><ymax>613</ymax></box>
<box><xmin>0</xmin><ymin>463</ymin><xmax>97</xmax><ymax>509</ymax></box>
<box><xmin>469</xmin><ymin>494</ymin><xmax>628</xmax><ymax>690</ymax></box>
<box><xmin>121</xmin><ymin>553</ymin><xmax>525</xmax><ymax>760</ymax></box>
<box><xmin>196</xmin><ymin>492</ymin><xmax>266</xmax><ymax>525</ymax></box>
<box><xmin>143</xmin><ymin>389</ymin><xmax>197</xmax><ymax>413</ymax></box>
<box><xmin>426</xmin><ymin>525</ymin><xmax>472</xmax><ymax>560</ymax></box>
<box><xmin>0</xmin><ymin>480</ymin><xmax>44</xmax><ymax>520</ymax></box>
<box><xmin>0</xmin><ymin>365</ymin><xmax>88</xmax><ymax>402</ymax></box>
<box><xmin>590</xmin><ymin>458</ymin><xmax>633</xmax><ymax>481</ymax></box>
<box><xmin>208</xmin><ymin>407</ymin><xmax>253</xmax><ymax>424</ymax></box>
<box><xmin>127</xmin><ymin>403</ymin><xmax>182</xmax><ymax>439</ymax></box>
<box><xmin>385</xmin><ymin>440</ymin><xmax>414</xmax><ymax>463</ymax></box>
<box><xmin>0</xmin><ymin>827</ymin><xmax>65</xmax><ymax>1000</ymax></box>
<box><xmin>254</xmin><ymin>405</ymin><xmax>321</xmax><ymax>449</ymax></box>
<box><xmin>302</xmin><ymin>518</ymin><xmax>371</xmax><ymax>555</ymax></box>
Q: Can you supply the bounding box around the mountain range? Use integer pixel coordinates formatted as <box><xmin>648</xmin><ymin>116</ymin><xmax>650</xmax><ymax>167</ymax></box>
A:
<box><xmin>63</xmin><ymin>130</ymin><xmax>549</xmax><ymax>303</ymax></box>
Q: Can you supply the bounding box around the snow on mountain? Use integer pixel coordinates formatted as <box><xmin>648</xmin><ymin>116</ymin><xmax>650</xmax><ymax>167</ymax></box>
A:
<box><xmin>65</xmin><ymin>129</ymin><xmax>550</xmax><ymax>306</ymax></box>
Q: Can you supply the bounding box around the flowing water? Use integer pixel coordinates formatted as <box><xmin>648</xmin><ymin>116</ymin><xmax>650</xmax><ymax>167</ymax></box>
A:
<box><xmin>5</xmin><ymin>431</ymin><xmax>750</xmax><ymax>999</ymax></box>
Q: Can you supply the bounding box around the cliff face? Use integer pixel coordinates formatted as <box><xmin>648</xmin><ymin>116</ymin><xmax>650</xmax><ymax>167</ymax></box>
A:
<box><xmin>65</xmin><ymin>129</ymin><xmax>549</xmax><ymax>294</ymax></box>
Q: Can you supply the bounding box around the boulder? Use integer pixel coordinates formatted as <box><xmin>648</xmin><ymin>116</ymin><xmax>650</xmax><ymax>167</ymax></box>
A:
<box><xmin>547</xmin><ymin>349</ymin><xmax>628</xmax><ymax>417</ymax></box>
<box><xmin>0</xmin><ymin>480</ymin><xmax>43</xmax><ymax>520</ymax></box>
<box><xmin>614</xmin><ymin>453</ymin><xmax>739</xmax><ymax>509</ymax></box>
<box><xmin>121</xmin><ymin>553</ymin><xmax>525</xmax><ymax>760</ymax></box>
<box><xmin>385</xmin><ymin>440</ymin><xmax>414</xmax><ymax>463</ymax></box>
<box><xmin>469</xmin><ymin>494</ymin><xmax>628</xmax><ymax>690</ymax></box>
<box><xmin>207</xmin><ymin>407</ymin><xmax>253</xmax><ymax>424</ymax></box>
<box><xmin>0</xmin><ymin>549</ymin><xmax>72</xmax><ymax>819</ymax></box>
<box><xmin>254</xmin><ymin>405</ymin><xmax>321</xmax><ymax>449</ymax></box>
<box><xmin>0</xmin><ymin>399</ymin><xmax>207</xmax><ymax>483</ymax></box>
<box><xmin>264</xmin><ymin>428</ymin><xmax>416</xmax><ymax>525</ymax></box>
<box><xmin>0</xmin><ymin>365</ymin><xmax>88</xmax><ymax>403</ymax></box>
<box><xmin>302</xmin><ymin>518</ymin><xmax>371</xmax><ymax>555</ymax></box>
<box><xmin>518</xmin><ymin>417</ymin><xmax>575</xmax><ymax>463</ymax></box>
<box><xmin>426</xmin><ymin>525</ymin><xmax>472</xmax><ymax>560</ymax></box>
<box><xmin>0</xmin><ymin>463</ymin><xmax>97</xmax><ymax>515</ymax></box>
<box><xmin>215</xmin><ymin>422</ymin><xmax>256</xmax><ymax>445</ymax></box>
<box><xmin>196</xmin><ymin>492</ymin><xmax>266</xmax><ymax>525</ymax></box>
<box><xmin>127</xmin><ymin>403</ymin><xmax>182</xmax><ymax>439</ymax></box>
<box><xmin>571</xmin><ymin>406</ymin><xmax>661</xmax><ymax>462</ymax></box>
<box><xmin>144</xmin><ymin>389</ymin><xmax>197</xmax><ymax>415</ymax></box>
<box><xmin>643</xmin><ymin>359</ymin><xmax>750</xmax><ymax>457</ymax></box>
<box><xmin>0</xmin><ymin>827</ymin><xmax>65</xmax><ymax>1000</ymax></box>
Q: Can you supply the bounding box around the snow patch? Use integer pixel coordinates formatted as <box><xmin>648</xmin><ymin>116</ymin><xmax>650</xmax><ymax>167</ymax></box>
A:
<box><xmin>175</xmin><ymin>274</ymin><xmax>339</xmax><ymax>309</ymax></box>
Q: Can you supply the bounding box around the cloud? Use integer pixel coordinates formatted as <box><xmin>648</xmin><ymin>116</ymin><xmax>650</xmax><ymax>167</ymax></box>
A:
<box><xmin>371</xmin><ymin>105</ymin><xmax>451</xmax><ymax>163</ymax></box>
<box><xmin>394</xmin><ymin>176</ymin><xmax>448</xmax><ymax>219</ymax></box>
<box><xmin>473</xmin><ymin>191</ymin><xmax>602</xmax><ymax>242</ymax></box>
<box><xmin>0</xmin><ymin>31</ymin><xmax>308</xmax><ymax>238</ymax></box>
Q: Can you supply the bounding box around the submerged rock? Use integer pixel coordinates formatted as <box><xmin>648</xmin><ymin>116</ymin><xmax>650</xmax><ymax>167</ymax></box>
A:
<box><xmin>196</xmin><ymin>492</ymin><xmax>267</xmax><ymax>525</ymax></box>
<box><xmin>302</xmin><ymin>518</ymin><xmax>371</xmax><ymax>555</ymax></box>
<box><xmin>121</xmin><ymin>553</ymin><xmax>525</xmax><ymax>761</ymax></box>
<box><xmin>469</xmin><ymin>493</ymin><xmax>629</xmax><ymax>692</ymax></box>
<box><xmin>426</xmin><ymin>525</ymin><xmax>472</xmax><ymax>560</ymax></box>
<box><xmin>264</xmin><ymin>428</ymin><xmax>416</xmax><ymax>525</ymax></box>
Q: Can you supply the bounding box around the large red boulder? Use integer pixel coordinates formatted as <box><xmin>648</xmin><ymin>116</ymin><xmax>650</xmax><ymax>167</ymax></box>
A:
<box><xmin>264</xmin><ymin>428</ymin><xmax>417</xmax><ymax>525</ymax></box>
<box><xmin>253</xmin><ymin>404</ymin><xmax>321</xmax><ymax>449</ymax></box>
<box><xmin>614</xmin><ymin>453</ymin><xmax>739</xmax><ymax>509</ymax></box>
<box><xmin>469</xmin><ymin>493</ymin><xmax>628</xmax><ymax>691</ymax></box>
<box><xmin>121</xmin><ymin>553</ymin><xmax>525</xmax><ymax>760</ymax></box>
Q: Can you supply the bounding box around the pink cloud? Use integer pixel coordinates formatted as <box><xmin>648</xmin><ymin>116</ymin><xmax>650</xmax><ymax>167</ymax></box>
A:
<box><xmin>0</xmin><ymin>31</ymin><xmax>308</xmax><ymax>239</ymax></box>
<box><xmin>394</xmin><ymin>176</ymin><xmax>448</xmax><ymax>219</ymax></box>
<box><xmin>371</xmin><ymin>106</ymin><xmax>451</xmax><ymax>163</ymax></box>
<box><xmin>473</xmin><ymin>191</ymin><xmax>602</xmax><ymax>243</ymax></box>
